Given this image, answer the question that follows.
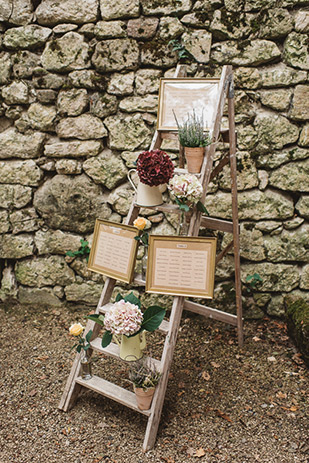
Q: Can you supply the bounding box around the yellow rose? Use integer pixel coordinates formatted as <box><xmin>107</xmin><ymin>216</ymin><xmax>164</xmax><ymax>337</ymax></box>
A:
<box><xmin>69</xmin><ymin>323</ymin><xmax>84</xmax><ymax>337</ymax></box>
<box><xmin>133</xmin><ymin>217</ymin><xmax>147</xmax><ymax>230</ymax></box>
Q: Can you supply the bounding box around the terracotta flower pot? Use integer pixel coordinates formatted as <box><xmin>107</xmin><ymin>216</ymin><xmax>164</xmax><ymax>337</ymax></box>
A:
<box><xmin>134</xmin><ymin>386</ymin><xmax>155</xmax><ymax>410</ymax></box>
<box><xmin>184</xmin><ymin>146</ymin><xmax>204</xmax><ymax>173</ymax></box>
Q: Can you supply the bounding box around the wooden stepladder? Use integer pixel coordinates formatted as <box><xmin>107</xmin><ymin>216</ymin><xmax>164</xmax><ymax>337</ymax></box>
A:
<box><xmin>59</xmin><ymin>64</ymin><xmax>243</xmax><ymax>451</ymax></box>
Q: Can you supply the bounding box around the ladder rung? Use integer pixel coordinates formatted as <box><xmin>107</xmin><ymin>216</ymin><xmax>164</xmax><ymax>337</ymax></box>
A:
<box><xmin>75</xmin><ymin>375</ymin><xmax>151</xmax><ymax>416</ymax></box>
<box><xmin>90</xmin><ymin>338</ymin><xmax>163</xmax><ymax>369</ymax></box>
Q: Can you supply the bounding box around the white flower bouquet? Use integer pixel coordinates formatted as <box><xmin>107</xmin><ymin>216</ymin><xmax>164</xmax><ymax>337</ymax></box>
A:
<box><xmin>168</xmin><ymin>173</ymin><xmax>208</xmax><ymax>214</ymax></box>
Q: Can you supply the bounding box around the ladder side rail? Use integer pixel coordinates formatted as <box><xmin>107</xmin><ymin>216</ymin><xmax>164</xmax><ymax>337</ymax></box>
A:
<box><xmin>143</xmin><ymin>296</ymin><xmax>185</xmax><ymax>451</ymax></box>
<box><xmin>227</xmin><ymin>76</ymin><xmax>243</xmax><ymax>347</ymax></box>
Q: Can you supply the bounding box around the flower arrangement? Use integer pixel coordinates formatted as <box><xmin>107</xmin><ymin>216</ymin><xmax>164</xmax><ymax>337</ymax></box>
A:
<box><xmin>168</xmin><ymin>173</ymin><xmax>208</xmax><ymax>214</ymax></box>
<box><xmin>136</xmin><ymin>149</ymin><xmax>174</xmax><ymax>187</ymax></box>
<box><xmin>129</xmin><ymin>358</ymin><xmax>161</xmax><ymax>391</ymax></box>
<box><xmin>133</xmin><ymin>216</ymin><xmax>148</xmax><ymax>248</ymax></box>
<box><xmin>87</xmin><ymin>292</ymin><xmax>166</xmax><ymax>348</ymax></box>
<box><xmin>174</xmin><ymin>110</ymin><xmax>211</xmax><ymax>148</ymax></box>
<box><xmin>69</xmin><ymin>323</ymin><xmax>93</xmax><ymax>353</ymax></box>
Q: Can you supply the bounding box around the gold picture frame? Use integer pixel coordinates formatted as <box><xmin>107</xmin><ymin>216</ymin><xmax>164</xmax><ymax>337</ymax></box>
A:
<box><xmin>146</xmin><ymin>235</ymin><xmax>217</xmax><ymax>299</ymax></box>
<box><xmin>157</xmin><ymin>78</ymin><xmax>220</xmax><ymax>132</ymax></box>
<box><xmin>87</xmin><ymin>219</ymin><xmax>139</xmax><ymax>284</ymax></box>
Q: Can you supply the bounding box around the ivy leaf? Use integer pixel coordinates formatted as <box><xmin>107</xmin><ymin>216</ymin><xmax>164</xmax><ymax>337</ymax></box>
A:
<box><xmin>124</xmin><ymin>291</ymin><xmax>141</xmax><ymax>308</ymax></box>
<box><xmin>196</xmin><ymin>200</ymin><xmax>209</xmax><ymax>215</ymax></box>
<box><xmin>86</xmin><ymin>314</ymin><xmax>105</xmax><ymax>326</ymax></box>
<box><xmin>115</xmin><ymin>293</ymin><xmax>123</xmax><ymax>302</ymax></box>
<box><xmin>65</xmin><ymin>250</ymin><xmax>76</xmax><ymax>257</ymax></box>
<box><xmin>101</xmin><ymin>331</ymin><xmax>112</xmax><ymax>348</ymax></box>
<box><xmin>85</xmin><ymin>329</ymin><xmax>93</xmax><ymax>343</ymax></box>
<box><xmin>141</xmin><ymin>306</ymin><xmax>166</xmax><ymax>332</ymax></box>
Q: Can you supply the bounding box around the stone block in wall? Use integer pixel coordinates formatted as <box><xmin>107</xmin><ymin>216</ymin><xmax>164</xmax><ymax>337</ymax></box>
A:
<box><xmin>205</xmin><ymin>189</ymin><xmax>294</xmax><ymax>220</ymax></box>
<box><xmin>107</xmin><ymin>185</ymin><xmax>135</xmax><ymax>216</ymax></box>
<box><xmin>15</xmin><ymin>255</ymin><xmax>75</xmax><ymax>288</ymax></box>
<box><xmin>83</xmin><ymin>149</ymin><xmax>127</xmax><ymax>190</ymax></box>
<box><xmin>100</xmin><ymin>0</ymin><xmax>139</xmax><ymax>20</ymax></box>
<box><xmin>64</xmin><ymin>281</ymin><xmax>103</xmax><ymax>304</ymax></box>
<box><xmin>26</xmin><ymin>103</ymin><xmax>57</xmax><ymax>131</ymax></box>
<box><xmin>119</xmin><ymin>95</ymin><xmax>158</xmax><ymax>113</ymax></box>
<box><xmin>9</xmin><ymin>208</ymin><xmax>41</xmax><ymax>234</ymax></box>
<box><xmin>234</xmin><ymin>67</ymin><xmax>261</xmax><ymax>89</ymax></box>
<box><xmin>300</xmin><ymin>265</ymin><xmax>309</xmax><ymax>290</ymax></box>
<box><xmin>57</xmin><ymin>114</ymin><xmax>107</xmax><ymax>140</ymax></box>
<box><xmin>36</xmin><ymin>89</ymin><xmax>58</xmax><ymax>104</ymax></box>
<box><xmin>267</xmin><ymin>294</ymin><xmax>285</xmax><ymax>317</ymax></box>
<box><xmin>135</xmin><ymin>69</ymin><xmax>162</xmax><ymax>95</ymax></box>
<box><xmin>142</xmin><ymin>0</ymin><xmax>191</xmax><ymax>16</ymax></box>
<box><xmin>3</xmin><ymin>25</ymin><xmax>52</xmax><ymax>50</ymax></box>
<box><xmin>18</xmin><ymin>286</ymin><xmax>63</xmax><ymax>307</ymax></box>
<box><xmin>35</xmin><ymin>0</ymin><xmax>98</xmax><ymax>25</ymax></box>
<box><xmin>90</xmin><ymin>93</ymin><xmax>118</xmax><ymax>117</ymax></box>
<box><xmin>258</xmin><ymin>88</ymin><xmax>292</xmax><ymax>111</ymax></box>
<box><xmin>68</xmin><ymin>70</ymin><xmax>107</xmax><ymax>90</ymax></box>
<box><xmin>0</xmin><ymin>210</ymin><xmax>9</xmax><ymax>233</ymax></box>
<box><xmin>289</xmin><ymin>85</ymin><xmax>309</xmax><ymax>121</ymax></box>
<box><xmin>218</xmin><ymin>151</ymin><xmax>258</xmax><ymax>191</ymax></box>
<box><xmin>295</xmin><ymin>10</ymin><xmax>309</xmax><ymax>33</ymax></box>
<box><xmin>0</xmin><ymin>128</ymin><xmax>45</xmax><ymax>159</ymax></box>
<box><xmin>107</xmin><ymin>72</ymin><xmax>135</xmax><ymax>95</ymax></box>
<box><xmin>269</xmin><ymin>159</ymin><xmax>309</xmax><ymax>192</ymax></box>
<box><xmin>94</xmin><ymin>20</ymin><xmax>127</xmax><ymax>39</ymax></box>
<box><xmin>92</xmin><ymin>39</ymin><xmax>139</xmax><ymax>72</ymax></box>
<box><xmin>258</xmin><ymin>63</ymin><xmax>307</xmax><ymax>88</ymax></box>
<box><xmin>57</xmin><ymin>89</ymin><xmax>88</xmax><ymax>116</ymax></box>
<box><xmin>41</xmin><ymin>32</ymin><xmax>90</xmax><ymax>72</ymax></box>
<box><xmin>33</xmin><ymin>174</ymin><xmax>112</xmax><ymax>233</ymax></box>
<box><xmin>182</xmin><ymin>30</ymin><xmax>212</xmax><ymax>63</ymax></box>
<box><xmin>141</xmin><ymin>39</ymin><xmax>178</xmax><ymax>68</ymax></box>
<box><xmin>256</xmin><ymin>147</ymin><xmax>308</xmax><ymax>169</ymax></box>
<box><xmin>245</xmin><ymin>0</ymin><xmax>280</xmax><ymax>11</ymax></box>
<box><xmin>44</xmin><ymin>139</ymin><xmax>102</xmax><ymax>158</ymax></box>
<box><xmin>264</xmin><ymin>225</ymin><xmax>309</xmax><ymax>263</ymax></box>
<box><xmin>69</xmin><ymin>258</ymin><xmax>104</xmax><ymax>282</ymax></box>
<box><xmin>35</xmin><ymin>230</ymin><xmax>82</xmax><ymax>256</ymax></box>
<box><xmin>2</xmin><ymin>81</ymin><xmax>29</xmax><ymax>105</ymax></box>
<box><xmin>284</xmin><ymin>32</ymin><xmax>309</xmax><ymax>70</ymax></box>
<box><xmin>237</xmin><ymin>223</ymin><xmax>266</xmax><ymax>261</ymax></box>
<box><xmin>104</xmin><ymin>113</ymin><xmax>152</xmax><ymax>150</ymax></box>
<box><xmin>181</xmin><ymin>12</ymin><xmax>210</xmax><ymax>28</ymax></box>
<box><xmin>0</xmin><ymin>265</ymin><xmax>18</xmax><ymax>302</ymax></box>
<box><xmin>241</xmin><ymin>262</ymin><xmax>299</xmax><ymax>292</ymax></box>
<box><xmin>283</xmin><ymin>217</ymin><xmax>304</xmax><ymax>230</ymax></box>
<box><xmin>253</xmin><ymin>114</ymin><xmax>299</xmax><ymax>153</ymax></box>
<box><xmin>12</xmin><ymin>51</ymin><xmax>41</xmax><ymax>79</ymax></box>
<box><xmin>55</xmin><ymin>159</ymin><xmax>82</xmax><ymax>175</ymax></box>
<box><xmin>257</xmin><ymin>8</ymin><xmax>293</xmax><ymax>39</ymax></box>
<box><xmin>285</xmin><ymin>296</ymin><xmax>309</xmax><ymax>366</ymax></box>
<box><xmin>0</xmin><ymin>160</ymin><xmax>42</xmax><ymax>186</ymax></box>
<box><xmin>53</xmin><ymin>24</ymin><xmax>78</xmax><ymax>34</ymax></box>
<box><xmin>33</xmin><ymin>72</ymin><xmax>67</xmax><ymax>89</ymax></box>
<box><xmin>296</xmin><ymin>195</ymin><xmax>309</xmax><ymax>219</ymax></box>
<box><xmin>0</xmin><ymin>53</ymin><xmax>12</xmax><ymax>85</ymax></box>
<box><xmin>159</xmin><ymin>17</ymin><xmax>184</xmax><ymax>40</ymax></box>
<box><xmin>0</xmin><ymin>233</ymin><xmax>34</xmax><ymax>259</ymax></box>
<box><xmin>210</xmin><ymin>9</ymin><xmax>248</xmax><ymax>40</ymax></box>
<box><xmin>0</xmin><ymin>184</ymin><xmax>32</xmax><ymax>209</ymax></box>
<box><xmin>211</xmin><ymin>39</ymin><xmax>281</xmax><ymax>66</ymax></box>
<box><xmin>128</xmin><ymin>17</ymin><xmax>159</xmax><ymax>40</ymax></box>
<box><xmin>0</xmin><ymin>0</ymin><xmax>33</xmax><ymax>26</ymax></box>
<box><xmin>299</xmin><ymin>124</ymin><xmax>309</xmax><ymax>147</ymax></box>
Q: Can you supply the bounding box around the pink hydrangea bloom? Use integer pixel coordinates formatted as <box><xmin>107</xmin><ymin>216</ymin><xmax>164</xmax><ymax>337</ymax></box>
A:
<box><xmin>104</xmin><ymin>300</ymin><xmax>143</xmax><ymax>336</ymax></box>
<box><xmin>168</xmin><ymin>174</ymin><xmax>203</xmax><ymax>204</ymax></box>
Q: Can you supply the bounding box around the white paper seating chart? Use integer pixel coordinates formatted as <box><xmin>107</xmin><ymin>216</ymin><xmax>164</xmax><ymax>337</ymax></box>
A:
<box><xmin>87</xmin><ymin>219</ymin><xmax>139</xmax><ymax>284</ymax></box>
<box><xmin>146</xmin><ymin>236</ymin><xmax>217</xmax><ymax>299</ymax></box>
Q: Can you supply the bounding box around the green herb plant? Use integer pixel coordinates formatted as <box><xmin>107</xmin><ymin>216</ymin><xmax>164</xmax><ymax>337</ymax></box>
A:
<box><xmin>129</xmin><ymin>357</ymin><xmax>161</xmax><ymax>391</ymax></box>
<box><xmin>174</xmin><ymin>110</ymin><xmax>211</xmax><ymax>148</ymax></box>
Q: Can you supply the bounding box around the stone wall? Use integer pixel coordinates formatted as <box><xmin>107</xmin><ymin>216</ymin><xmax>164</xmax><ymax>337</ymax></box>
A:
<box><xmin>0</xmin><ymin>0</ymin><xmax>308</xmax><ymax>317</ymax></box>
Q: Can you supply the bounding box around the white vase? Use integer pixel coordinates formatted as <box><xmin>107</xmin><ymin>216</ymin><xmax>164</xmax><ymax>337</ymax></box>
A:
<box><xmin>127</xmin><ymin>169</ymin><xmax>163</xmax><ymax>207</ymax></box>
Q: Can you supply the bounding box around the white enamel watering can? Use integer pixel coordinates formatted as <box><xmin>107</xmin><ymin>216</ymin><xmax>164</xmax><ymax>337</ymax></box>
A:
<box><xmin>127</xmin><ymin>169</ymin><xmax>163</xmax><ymax>207</ymax></box>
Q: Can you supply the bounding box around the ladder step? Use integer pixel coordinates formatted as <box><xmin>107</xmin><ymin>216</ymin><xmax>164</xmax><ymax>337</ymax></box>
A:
<box><xmin>90</xmin><ymin>337</ymin><xmax>163</xmax><ymax>370</ymax></box>
<box><xmin>75</xmin><ymin>375</ymin><xmax>151</xmax><ymax>416</ymax></box>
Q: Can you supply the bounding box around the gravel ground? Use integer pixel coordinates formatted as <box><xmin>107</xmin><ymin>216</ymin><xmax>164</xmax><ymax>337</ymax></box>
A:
<box><xmin>0</xmin><ymin>303</ymin><xmax>308</xmax><ymax>463</ymax></box>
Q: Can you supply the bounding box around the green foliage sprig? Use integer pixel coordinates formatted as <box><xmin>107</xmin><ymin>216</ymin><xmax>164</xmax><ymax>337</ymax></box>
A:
<box><xmin>168</xmin><ymin>39</ymin><xmax>191</xmax><ymax>60</ymax></box>
<box><xmin>66</xmin><ymin>239</ymin><xmax>91</xmax><ymax>262</ymax></box>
